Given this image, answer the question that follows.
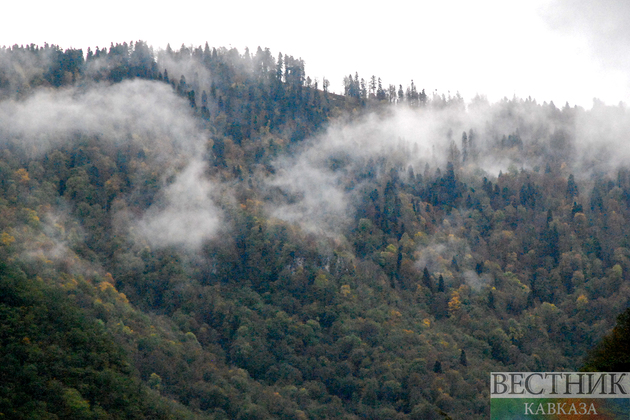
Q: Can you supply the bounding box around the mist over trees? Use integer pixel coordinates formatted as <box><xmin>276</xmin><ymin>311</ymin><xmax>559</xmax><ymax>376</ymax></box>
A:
<box><xmin>1</xmin><ymin>40</ymin><xmax>629</xmax><ymax>419</ymax></box>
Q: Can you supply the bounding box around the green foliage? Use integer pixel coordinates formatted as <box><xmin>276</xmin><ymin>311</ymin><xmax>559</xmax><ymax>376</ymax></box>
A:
<box><xmin>2</xmin><ymin>40</ymin><xmax>630</xmax><ymax>420</ymax></box>
<box><xmin>0</xmin><ymin>262</ymin><xmax>198</xmax><ymax>419</ymax></box>
<box><xmin>582</xmin><ymin>307</ymin><xmax>630</xmax><ymax>372</ymax></box>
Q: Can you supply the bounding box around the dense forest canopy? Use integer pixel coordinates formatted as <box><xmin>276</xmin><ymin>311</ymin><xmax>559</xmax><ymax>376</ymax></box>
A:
<box><xmin>0</xmin><ymin>40</ymin><xmax>629</xmax><ymax>419</ymax></box>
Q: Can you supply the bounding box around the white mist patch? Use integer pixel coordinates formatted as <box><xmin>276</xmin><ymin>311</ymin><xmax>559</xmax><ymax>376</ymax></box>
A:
<box><xmin>0</xmin><ymin>78</ymin><xmax>224</xmax><ymax>251</ymax></box>
<box><xmin>263</xmin><ymin>107</ymin><xmax>490</xmax><ymax>235</ymax></box>
<box><xmin>0</xmin><ymin>79</ymin><xmax>203</xmax><ymax>158</ymax></box>
<box><xmin>137</xmin><ymin>159</ymin><xmax>222</xmax><ymax>250</ymax></box>
<box><xmin>462</xmin><ymin>270</ymin><xmax>491</xmax><ymax>291</ymax></box>
<box><xmin>266</xmin><ymin>98</ymin><xmax>630</xmax><ymax>237</ymax></box>
<box><xmin>264</xmin><ymin>109</ymin><xmax>461</xmax><ymax>235</ymax></box>
<box><xmin>267</xmin><ymin>156</ymin><xmax>348</xmax><ymax>235</ymax></box>
<box><xmin>415</xmin><ymin>229</ymin><xmax>470</xmax><ymax>269</ymax></box>
<box><xmin>415</xmin><ymin>240</ymin><xmax>491</xmax><ymax>291</ymax></box>
<box><xmin>321</xmin><ymin>108</ymin><xmax>459</xmax><ymax>164</ymax></box>
<box><xmin>20</xmin><ymin>208</ymin><xmax>103</xmax><ymax>277</ymax></box>
<box><xmin>156</xmin><ymin>51</ymin><xmax>214</xmax><ymax>97</ymax></box>
<box><xmin>572</xmin><ymin>103</ymin><xmax>630</xmax><ymax>176</ymax></box>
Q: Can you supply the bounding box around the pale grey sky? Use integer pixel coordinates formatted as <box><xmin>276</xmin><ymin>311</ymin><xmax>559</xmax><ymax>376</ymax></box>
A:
<box><xmin>3</xmin><ymin>0</ymin><xmax>629</xmax><ymax>107</ymax></box>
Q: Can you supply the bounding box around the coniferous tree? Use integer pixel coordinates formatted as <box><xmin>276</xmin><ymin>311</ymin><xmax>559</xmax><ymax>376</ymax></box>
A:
<box><xmin>423</xmin><ymin>267</ymin><xmax>434</xmax><ymax>292</ymax></box>
<box><xmin>376</xmin><ymin>78</ymin><xmax>386</xmax><ymax>100</ymax></box>
<box><xmin>433</xmin><ymin>360</ymin><xmax>443</xmax><ymax>373</ymax></box>
<box><xmin>460</xmin><ymin>349</ymin><xmax>468</xmax><ymax>366</ymax></box>
<box><xmin>583</xmin><ymin>307</ymin><xmax>630</xmax><ymax>371</ymax></box>
<box><xmin>566</xmin><ymin>174</ymin><xmax>579</xmax><ymax>198</ymax></box>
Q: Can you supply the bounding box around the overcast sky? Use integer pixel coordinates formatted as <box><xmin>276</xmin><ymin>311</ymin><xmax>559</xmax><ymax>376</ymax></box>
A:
<box><xmin>2</xmin><ymin>0</ymin><xmax>629</xmax><ymax>107</ymax></box>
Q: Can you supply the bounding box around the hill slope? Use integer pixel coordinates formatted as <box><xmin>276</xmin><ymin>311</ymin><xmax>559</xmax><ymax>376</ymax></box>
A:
<box><xmin>0</xmin><ymin>41</ymin><xmax>629</xmax><ymax>419</ymax></box>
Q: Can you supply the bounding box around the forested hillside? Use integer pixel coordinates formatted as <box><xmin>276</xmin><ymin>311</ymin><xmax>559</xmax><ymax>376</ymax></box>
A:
<box><xmin>1</xmin><ymin>41</ymin><xmax>629</xmax><ymax>419</ymax></box>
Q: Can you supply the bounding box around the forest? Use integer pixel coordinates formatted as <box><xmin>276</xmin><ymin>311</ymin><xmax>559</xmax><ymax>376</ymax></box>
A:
<box><xmin>0</xmin><ymin>40</ymin><xmax>629</xmax><ymax>419</ymax></box>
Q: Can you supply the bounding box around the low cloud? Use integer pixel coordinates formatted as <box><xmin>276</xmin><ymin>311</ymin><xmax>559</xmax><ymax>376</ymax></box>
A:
<box><xmin>135</xmin><ymin>159</ymin><xmax>222</xmax><ymax>250</ymax></box>
<box><xmin>261</xmin><ymin>98</ymin><xmax>630</xmax><ymax>267</ymax></box>
<box><xmin>0</xmin><ymin>79</ymin><xmax>223</xmax><ymax>251</ymax></box>
<box><xmin>462</xmin><ymin>270</ymin><xmax>491</xmax><ymax>291</ymax></box>
<box><xmin>156</xmin><ymin>48</ymin><xmax>214</xmax><ymax>98</ymax></box>
<box><xmin>266</xmin><ymin>155</ymin><xmax>349</xmax><ymax>235</ymax></box>
<box><xmin>0</xmin><ymin>79</ymin><xmax>204</xmax><ymax>159</ymax></box>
